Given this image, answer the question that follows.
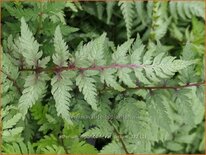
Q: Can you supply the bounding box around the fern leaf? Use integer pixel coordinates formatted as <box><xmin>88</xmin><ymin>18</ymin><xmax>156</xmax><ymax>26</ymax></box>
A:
<box><xmin>100</xmin><ymin>68</ymin><xmax>125</xmax><ymax>91</ymax></box>
<box><xmin>147</xmin><ymin>94</ymin><xmax>171</xmax><ymax>132</ymax></box>
<box><xmin>34</xmin><ymin>134</ymin><xmax>58</xmax><ymax>152</ymax></box>
<box><xmin>131</xmin><ymin>42</ymin><xmax>194</xmax><ymax>83</ymax></box>
<box><xmin>118</xmin><ymin>1</ymin><xmax>135</xmax><ymax>39</ymax></box>
<box><xmin>106</xmin><ymin>2</ymin><xmax>116</xmax><ymax>24</ymax></box>
<box><xmin>174</xmin><ymin>89</ymin><xmax>195</xmax><ymax>126</ymax></box>
<box><xmin>65</xmin><ymin>2</ymin><xmax>79</xmax><ymax>12</ymax></box>
<box><xmin>3</xmin><ymin>127</ymin><xmax>24</xmax><ymax>140</ymax></box>
<box><xmin>150</xmin><ymin>2</ymin><xmax>170</xmax><ymax>40</ymax></box>
<box><xmin>118</xmin><ymin>68</ymin><xmax>136</xmax><ymax>87</ymax></box>
<box><xmin>75</xmin><ymin>33</ymin><xmax>106</xmax><ymax>67</ymax></box>
<box><xmin>41</xmin><ymin>145</ymin><xmax>65</xmax><ymax>154</ymax></box>
<box><xmin>116</xmin><ymin>98</ymin><xmax>152</xmax><ymax>140</ymax></box>
<box><xmin>51</xmin><ymin>71</ymin><xmax>75</xmax><ymax>124</ymax></box>
<box><xmin>3</xmin><ymin>113</ymin><xmax>22</xmax><ymax>130</ymax></box>
<box><xmin>112</xmin><ymin>39</ymin><xmax>133</xmax><ymax>64</ymax></box>
<box><xmin>18</xmin><ymin>73</ymin><xmax>49</xmax><ymax>118</ymax></box>
<box><xmin>81</xmin><ymin>127</ymin><xmax>112</xmax><ymax>138</ymax></box>
<box><xmin>87</xmin><ymin>33</ymin><xmax>106</xmax><ymax>66</ymax></box>
<box><xmin>3</xmin><ymin>3</ymin><xmax>38</xmax><ymax>21</ymax></box>
<box><xmin>100</xmin><ymin>141</ymin><xmax>125</xmax><ymax>154</ymax></box>
<box><xmin>2</xmin><ymin>142</ymin><xmax>35</xmax><ymax>154</ymax></box>
<box><xmin>76</xmin><ymin>75</ymin><xmax>97</xmax><ymax>110</ymax></box>
<box><xmin>169</xmin><ymin>2</ymin><xmax>205</xmax><ymax>21</ymax></box>
<box><xmin>96</xmin><ymin>2</ymin><xmax>104</xmax><ymax>20</ymax></box>
<box><xmin>19</xmin><ymin>18</ymin><xmax>42</xmax><ymax>66</ymax></box>
<box><xmin>53</xmin><ymin>26</ymin><xmax>70</xmax><ymax>67</ymax></box>
<box><xmin>70</xmin><ymin>141</ymin><xmax>98</xmax><ymax>154</ymax></box>
<box><xmin>135</xmin><ymin>2</ymin><xmax>147</xmax><ymax>25</ymax></box>
<box><xmin>2</xmin><ymin>53</ymin><xmax>19</xmax><ymax>93</ymax></box>
<box><xmin>131</xmin><ymin>36</ymin><xmax>151</xmax><ymax>84</ymax></box>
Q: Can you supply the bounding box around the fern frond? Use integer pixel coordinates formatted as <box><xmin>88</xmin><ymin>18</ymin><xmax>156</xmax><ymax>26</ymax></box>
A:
<box><xmin>3</xmin><ymin>113</ymin><xmax>22</xmax><ymax>130</ymax></box>
<box><xmin>53</xmin><ymin>26</ymin><xmax>70</xmax><ymax>67</ymax></box>
<box><xmin>3</xmin><ymin>127</ymin><xmax>24</xmax><ymax>142</ymax></box>
<box><xmin>150</xmin><ymin>2</ymin><xmax>170</xmax><ymax>40</ymax></box>
<box><xmin>81</xmin><ymin>127</ymin><xmax>112</xmax><ymax>138</ymax></box>
<box><xmin>65</xmin><ymin>2</ymin><xmax>81</xmax><ymax>12</ymax></box>
<box><xmin>18</xmin><ymin>73</ymin><xmax>49</xmax><ymax>118</ymax></box>
<box><xmin>118</xmin><ymin>1</ymin><xmax>135</xmax><ymax>39</ymax></box>
<box><xmin>115</xmin><ymin>98</ymin><xmax>152</xmax><ymax>139</ymax></box>
<box><xmin>2</xmin><ymin>106</ymin><xmax>23</xmax><ymax>142</ymax></box>
<box><xmin>174</xmin><ymin>89</ymin><xmax>195</xmax><ymax>126</ymax></box>
<box><xmin>3</xmin><ymin>3</ymin><xmax>38</xmax><ymax>21</ymax></box>
<box><xmin>41</xmin><ymin>145</ymin><xmax>65</xmax><ymax>154</ymax></box>
<box><xmin>19</xmin><ymin>18</ymin><xmax>42</xmax><ymax>66</ymax></box>
<box><xmin>2</xmin><ymin>53</ymin><xmax>19</xmax><ymax>93</ymax></box>
<box><xmin>75</xmin><ymin>33</ymin><xmax>106</xmax><ymax>68</ymax></box>
<box><xmin>112</xmin><ymin>39</ymin><xmax>133</xmax><ymax>64</ymax></box>
<box><xmin>2</xmin><ymin>141</ymin><xmax>35</xmax><ymax>154</ymax></box>
<box><xmin>135</xmin><ymin>2</ymin><xmax>147</xmax><ymax>25</ymax></box>
<box><xmin>131</xmin><ymin>38</ymin><xmax>194</xmax><ymax>84</ymax></box>
<box><xmin>112</xmin><ymin>39</ymin><xmax>136</xmax><ymax>87</ymax></box>
<box><xmin>147</xmin><ymin>93</ymin><xmax>171</xmax><ymax>132</ymax></box>
<box><xmin>51</xmin><ymin>71</ymin><xmax>75</xmax><ymax>124</ymax></box>
<box><xmin>100</xmin><ymin>68</ymin><xmax>125</xmax><ymax>91</ymax></box>
<box><xmin>34</xmin><ymin>134</ymin><xmax>58</xmax><ymax>153</ymax></box>
<box><xmin>96</xmin><ymin>2</ymin><xmax>104</xmax><ymax>20</ymax></box>
<box><xmin>76</xmin><ymin>75</ymin><xmax>97</xmax><ymax>110</ymax></box>
<box><xmin>70</xmin><ymin>141</ymin><xmax>98</xmax><ymax>154</ymax></box>
<box><xmin>100</xmin><ymin>141</ymin><xmax>125</xmax><ymax>154</ymax></box>
<box><xmin>106</xmin><ymin>2</ymin><xmax>116</xmax><ymax>24</ymax></box>
<box><xmin>169</xmin><ymin>2</ymin><xmax>205</xmax><ymax>21</ymax></box>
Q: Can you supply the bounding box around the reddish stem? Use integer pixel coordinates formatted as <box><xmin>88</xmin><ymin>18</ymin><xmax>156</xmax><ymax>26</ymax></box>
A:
<box><xmin>130</xmin><ymin>82</ymin><xmax>205</xmax><ymax>91</ymax></box>
<box><xmin>20</xmin><ymin>64</ymin><xmax>146</xmax><ymax>73</ymax></box>
<box><xmin>12</xmin><ymin>64</ymin><xmax>206</xmax><ymax>91</ymax></box>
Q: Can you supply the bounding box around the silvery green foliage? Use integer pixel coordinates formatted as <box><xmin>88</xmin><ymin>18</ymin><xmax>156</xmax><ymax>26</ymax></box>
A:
<box><xmin>1</xmin><ymin>1</ymin><xmax>204</xmax><ymax>154</ymax></box>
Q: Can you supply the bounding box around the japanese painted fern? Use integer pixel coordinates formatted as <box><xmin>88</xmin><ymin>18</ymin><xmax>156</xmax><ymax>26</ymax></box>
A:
<box><xmin>1</xmin><ymin>1</ymin><xmax>204</xmax><ymax>154</ymax></box>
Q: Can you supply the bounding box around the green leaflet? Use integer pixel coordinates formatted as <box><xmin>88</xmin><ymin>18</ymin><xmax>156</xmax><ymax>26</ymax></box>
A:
<box><xmin>70</xmin><ymin>141</ymin><xmax>98</xmax><ymax>154</ymax></box>
<box><xmin>174</xmin><ymin>89</ymin><xmax>195</xmax><ymax>126</ymax></box>
<box><xmin>169</xmin><ymin>1</ymin><xmax>205</xmax><ymax>21</ymax></box>
<box><xmin>116</xmin><ymin>98</ymin><xmax>153</xmax><ymax>139</ymax></box>
<box><xmin>147</xmin><ymin>94</ymin><xmax>171</xmax><ymax>132</ymax></box>
<box><xmin>81</xmin><ymin>127</ymin><xmax>112</xmax><ymax>138</ymax></box>
<box><xmin>76</xmin><ymin>74</ymin><xmax>98</xmax><ymax>110</ymax></box>
<box><xmin>106</xmin><ymin>2</ymin><xmax>116</xmax><ymax>24</ymax></box>
<box><xmin>3</xmin><ymin>3</ymin><xmax>39</xmax><ymax>21</ymax></box>
<box><xmin>112</xmin><ymin>39</ymin><xmax>133</xmax><ymax>64</ymax></box>
<box><xmin>3</xmin><ymin>113</ymin><xmax>22</xmax><ymax>130</ymax></box>
<box><xmin>100</xmin><ymin>68</ymin><xmax>125</xmax><ymax>91</ymax></box>
<box><xmin>75</xmin><ymin>33</ymin><xmax>107</xmax><ymax>68</ymax></box>
<box><xmin>51</xmin><ymin>26</ymin><xmax>76</xmax><ymax>124</ymax></box>
<box><xmin>2</xmin><ymin>142</ymin><xmax>35</xmax><ymax>154</ymax></box>
<box><xmin>131</xmin><ymin>40</ymin><xmax>195</xmax><ymax>84</ymax></box>
<box><xmin>19</xmin><ymin>18</ymin><xmax>42</xmax><ymax>66</ymax></box>
<box><xmin>41</xmin><ymin>145</ymin><xmax>65</xmax><ymax>154</ymax></box>
<box><xmin>18</xmin><ymin>73</ymin><xmax>49</xmax><ymax>118</ymax></box>
<box><xmin>2</xmin><ymin>107</ymin><xmax>23</xmax><ymax>143</ymax></box>
<box><xmin>51</xmin><ymin>71</ymin><xmax>75</xmax><ymax>124</ymax></box>
<box><xmin>2</xmin><ymin>53</ymin><xmax>19</xmax><ymax>93</ymax></box>
<box><xmin>118</xmin><ymin>1</ymin><xmax>135</xmax><ymax>39</ymax></box>
<box><xmin>34</xmin><ymin>135</ymin><xmax>58</xmax><ymax>153</ymax></box>
<box><xmin>117</xmin><ymin>68</ymin><xmax>136</xmax><ymax>88</ymax></box>
<box><xmin>150</xmin><ymin>2</ymin><xmax>171</xmax><ymax>41</ymax></box>
<box><xmin>53</xmin><ymin>26</ymin><xmax>70</xmax><ymax>67</ymax></box>
<box><xmin>100</xmin><ymin>141</ymin><xmax>125</xmax><ymax>154</ymax></box>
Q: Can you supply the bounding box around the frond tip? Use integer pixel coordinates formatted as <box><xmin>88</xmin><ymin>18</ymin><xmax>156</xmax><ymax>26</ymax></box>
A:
<box><xmin>118</xmin><ymin>1</ymin><xmax>135</xmax><ymax>39</ymax></box>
